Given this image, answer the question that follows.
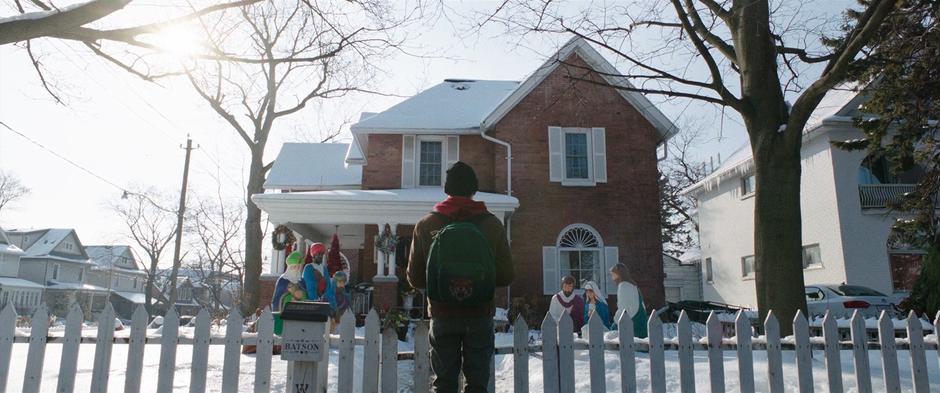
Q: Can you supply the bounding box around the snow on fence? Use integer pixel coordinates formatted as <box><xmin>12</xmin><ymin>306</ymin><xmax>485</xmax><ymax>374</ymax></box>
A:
<box><xmin>1</xmin><ymin>301</ymin><xmax>939</xmax><ymax>393</ymax></box>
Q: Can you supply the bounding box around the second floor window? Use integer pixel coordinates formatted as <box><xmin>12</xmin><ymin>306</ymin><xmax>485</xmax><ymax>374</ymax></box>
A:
<box><xmin>741</xmin><ymin>255</ymin><xmax>755</xmax><ymax>279</ymax></box>
<box><xmin>52</xmin><ymin>264</ymin><xmax>59</xmax><ymax>280</ymax></box>
<box><xmin>704</xmin><ymin>257</ymin><xmax>714</xmax><ymax>283</ymax></box>
<box><xmin>564</xmin><ymin>132</ymin><xmax>589</xmax><ymax>179</ymax></box>
<box><xmin>741</xmin><ymin>174</ymin><xmax>756</xmax><ymax>196</ymax></box>
<box><xmin>802</xmin><ymin>244</ymin><xmax>823</xmax><ymax>269</ymax></box>
<box><xmin>418</xmin><ymin>139</ymin><xmax>443</xmax><ymax>186</ymax></box>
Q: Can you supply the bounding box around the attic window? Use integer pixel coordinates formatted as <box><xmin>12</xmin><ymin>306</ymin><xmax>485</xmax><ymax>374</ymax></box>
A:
<box><xmin>445</xmin><ymin>79</ymin><xmax>475</xmax><ymax>91</ymax></box>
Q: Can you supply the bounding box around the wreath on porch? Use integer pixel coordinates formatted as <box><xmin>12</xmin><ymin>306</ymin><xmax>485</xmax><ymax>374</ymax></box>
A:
<box><xmin>271</xmin><ymin>225</ymin><xmax>296</xmax><ymax>251</ymax></box>
<box><xmin>376</xmin><ymin>224</ymin><xmax>398</xmax><ymax>256</ymax></box>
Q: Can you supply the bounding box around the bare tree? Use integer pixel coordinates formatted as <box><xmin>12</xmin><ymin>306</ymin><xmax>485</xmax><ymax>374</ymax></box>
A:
<box><xmin>110</xmin><ymin>189</ymin><xmax>176</xmax><ymax>313</ymax></box>
<box><xmin>482</xmin><ymin>0</ymin><xmax>897</xmax><ymax>331</ymax></box>
<box><xmin>0</xmin><ymin>170</ymin><xmax>30</xmax><ymax>217</ymax></box>
<box><xmin>186</xmin><ymin>193</ymin><xmax>245</xmax><ymax>316</ymax></box>
<box><xmin>660</xmin><ymin>128</ymin><xmax>709</xmax><ymax>256</ymax></box>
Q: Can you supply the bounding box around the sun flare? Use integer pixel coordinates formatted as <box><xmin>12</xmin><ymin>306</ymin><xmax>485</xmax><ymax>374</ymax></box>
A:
<box><xmin>147</xmin><ymin>25</ymin><xmax>205</xmax><ymax>58</ymax></box>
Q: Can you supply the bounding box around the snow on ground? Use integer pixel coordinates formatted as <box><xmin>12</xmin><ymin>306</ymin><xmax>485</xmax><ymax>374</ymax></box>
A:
<box><xmin>9</xmin><ymin>336</ymin><xmax>940</xmax><ymax>392</ymax></box>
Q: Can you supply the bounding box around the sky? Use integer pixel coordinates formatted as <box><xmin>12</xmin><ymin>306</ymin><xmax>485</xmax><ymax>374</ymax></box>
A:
<box><xmin>0</xmin><ymin>0</ymin><xmax>852</xmax><ymax>270</ymax></box>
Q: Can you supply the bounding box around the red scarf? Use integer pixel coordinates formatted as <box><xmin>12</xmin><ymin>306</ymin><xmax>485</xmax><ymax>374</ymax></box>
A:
<box><xmin>433</xmin><ymin>196</ymin><xmax>489</xmax><ymax>221</ymax></box>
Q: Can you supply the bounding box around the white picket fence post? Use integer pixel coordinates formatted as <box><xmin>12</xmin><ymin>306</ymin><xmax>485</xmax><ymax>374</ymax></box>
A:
<box><xmin>792</xmin><ymin>310</ymin><xmax>814</xmax><ymax>393</ymax></box>
<box><xmin>556</xmin><ymin>311</ymin><xmax>575</xmax><ymax>393</ymax></box>
<box><xmin>380</xmin><ymin>326</ymin><xmax>398</xmax><ymax>393</ymax></box>
<box><xmin>677</xmin><ymin>311</ymin><xmax>695</xmax><ymax>393</ymax></box>
<box><xmin>222</xmin><ymin>309</ymin><xmax>243</xmax><ymax>392</ymax></box>
<box><xmin>90</xmin><ymin>302</ymin><xmax>115</xmax><ymax>393</ymax></box>
<box><xmin>822</xmin><ymin>311</ymin><xmax>843</xmax><ymax>393</ymax></box>
<box><xmin>23</xmin><ymin>305</ymin><xmax>49</xmax><ymax>393</ymax></box>
<box><xmin>878</xmin><ymin>310</ymin><xmax>901</xmax><ymax>393</ymax></box>
<box><xmin>648</xmin><ymin>310</ymin><xmax>666</xmax><ymax>393</ymax></box>
<box><xmin>124</xmin><ymin>305</ymin><xmax>148</xmax><ymax>393</ymax></box>
<box><xmin>190</xmin><ymin>309</ymin><xmax>211</xmax><ymax>393</ymax></box>
<box><xmin>338</xmin><ymin>311</ymin><xmax>357</xmax><ymax>393</ymax></box>
<box><xmin>706</xmin><ymin>311</ymin><xmax>725</xmax><ymax>393</ymax></box>
<box><xmin>512</xmin><ymin>317</ymin><xmax>528</xmax><ymax>393</ymax></box>
<box><xmin>55</xmin><ymin>304</ymin><xmax>83</xmax><ymax>393</ymax></box>
<box><xmin>156</xmin><ymin>307</ymin><xmax>180</xmax><ymax>393</ymax></box>
<box><xmin>850</xmin><ymin>311</ymin><xmax>872</xmax><ymax>393</ymax></box>
<box><xmin>735</xmin><ymin>310</ymin><xmax>755</xmax><ymax>393</ymax></box>
<box><xmin>764</xmin><ymin>311</ymin><xmax>784</xmax><ymax>393</ymax></box>
<box><xmin>0</xmin><ymin>303</ymin><xmax>15</xmax><ymax>393</ymax></box>
<box><xmin>413</xmin><ymin>319</ymin><xmax>431</xmax><ymax>393</ymax></box>
<box><xmin>586</xmin><ymin>311</ymin><xmax>605</xmax><ymax>393</ymax></box>
<box><xmin>906</xmin><ymin>311</ymin><xmax>929</xmax><ymax>393</ymax></box>
<box><xmin>361</xmin><ymin>309</ymin><xmax>381</xmax><ymax>393</ymax></box>
<box><xmin>254</xmin><ymin>307</ymin><xmax>275</xmax><ymax>393</ymax></box>
<box><xmin>540</xmin><ymin>313</ymin><xmax>559</xmax><ymax>393</ymax></box>
<box><xmin>616</xmin><ymin>310</ymin><xmax>636</xmax><ymax>393</ymax></box>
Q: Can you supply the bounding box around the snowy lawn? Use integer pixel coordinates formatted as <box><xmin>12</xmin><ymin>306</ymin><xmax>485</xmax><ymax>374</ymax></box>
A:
<box><xmin>8</xmin><ymin>338</ymin><xmax>940</xmax><ymax>392</ymax></box>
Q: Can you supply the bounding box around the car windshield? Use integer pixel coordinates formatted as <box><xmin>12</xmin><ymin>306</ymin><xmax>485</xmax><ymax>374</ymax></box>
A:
<box><xmin>829</xmin><ymin>285</ymin><xmax>885</xmax><ymax>297</ymax></box>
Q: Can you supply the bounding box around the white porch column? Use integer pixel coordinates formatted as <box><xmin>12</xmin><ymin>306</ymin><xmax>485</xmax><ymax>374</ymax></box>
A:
<box><xmin>375</xmin><ymin>223</ymin><xmax>386</xmax><ymax>278</ymax></box>
<box><xmin>388</xmin><ymin>223</ymin><xmax>398</xmax><ymax>278</ymax></box>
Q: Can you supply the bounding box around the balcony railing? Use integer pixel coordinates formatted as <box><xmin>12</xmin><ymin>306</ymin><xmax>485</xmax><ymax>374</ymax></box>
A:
<box><xmin>858</xmin><ymin>183</ymin><xmax>939</xmax><ymax>209</ymax></box>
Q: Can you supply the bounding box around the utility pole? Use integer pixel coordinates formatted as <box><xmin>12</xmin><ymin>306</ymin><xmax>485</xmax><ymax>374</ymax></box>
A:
<box><xmin>168</xmin><ymin>137</ymin><xmax>197</xmax><ymax>309</ymax></box>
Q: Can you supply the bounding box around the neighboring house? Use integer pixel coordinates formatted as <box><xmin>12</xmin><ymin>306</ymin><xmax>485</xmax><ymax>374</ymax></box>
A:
<box><xmin>253</xmin><ymin>36</ymin><xmax>674</xmax><ymax>315</ymax></box>
<box><xmin>663</xmin><ymin>253</ymin><xmax>703</xmax><ymax>303</ymax></box>
<box><xmin>4</xmin><ymin>228</ymin><xmax>108</xmax><ymax>316</ymax></box>
<box><xmin>85</xmin><ymin>245</ymin><xmax>148</xmax><ymax>319</ymax></box>
<box><xmin>154</xmin><ymin>268</ymin><xmax>239</xmax><ymax>316</ymax></box>
<box><xmin>683</xmin><ymin>87</ymin><xmax>936</xmax><ymax>309</ymax></box>
<box><xmin>0</xmin><ymin>227</ymin><xmax>44</xmax><ymax>315</ymax></box>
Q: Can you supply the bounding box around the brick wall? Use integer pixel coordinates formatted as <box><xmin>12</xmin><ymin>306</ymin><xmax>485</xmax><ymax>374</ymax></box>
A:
<box><xmin>490</xmin><ymin>53</ymin><xmax>666</xmax><ymax>310</ymax></box>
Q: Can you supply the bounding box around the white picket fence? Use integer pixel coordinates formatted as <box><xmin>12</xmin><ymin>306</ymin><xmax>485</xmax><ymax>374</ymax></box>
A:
<box><xmin>1</xmin><ymin>301</ymin><xmax>939</xmax><ymax>392</ymax></box>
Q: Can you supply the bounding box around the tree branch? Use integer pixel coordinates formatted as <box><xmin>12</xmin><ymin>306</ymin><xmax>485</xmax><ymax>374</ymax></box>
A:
<box><xmin>0</xmin><ymin>0</ymin><xmax>131</xmax><ymax>45</ymax></box>
<box><xmin>25</xmin><ymin>40</ymin><xmax>63</xmax><ymax>104</ymax></box>
<box><xmin>683</xmin><ymin>0</ymin><xmax>737</xmax><ymax>64</ymax></box>
<box><xmin>670</xmin><ymin>0</ymin><xmax>741</xmax><ymax>108</ymax></box>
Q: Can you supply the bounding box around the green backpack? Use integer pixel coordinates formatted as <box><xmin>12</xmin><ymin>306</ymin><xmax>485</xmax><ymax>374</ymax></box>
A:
<box><xmin>425</xmin><ymin>213</ymin><xmax>496</xmax><ymax>306</ymax></box>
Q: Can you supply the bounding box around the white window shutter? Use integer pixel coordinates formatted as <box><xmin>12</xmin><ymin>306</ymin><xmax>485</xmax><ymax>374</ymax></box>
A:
<box><xmin>548</xmin><ymin>126</ymin><xmax>564</xmax><ymax>182</ymax></box>
<box><xmin>592</xmin><ymin>127</ymin><xmax>607</xmax><ymax>183</ymax></box>
<box><xmin>604</xmin><ymin>246</ymin><xmax>619</xmax><ymax>295</ymax></box>
<box><xmin>444</xmin><ymin>136</ymin><xmax>460</xmax><ymax>184</ymax></box>
<box><xmin>542</xmin><ymin>246</ymin><xmax>559</xmax><ymax>295</ymax></box>
<box><xmin>401</xmin><ymin>135</ymin><xmax>416</xmax><ymax>188</ymax></box>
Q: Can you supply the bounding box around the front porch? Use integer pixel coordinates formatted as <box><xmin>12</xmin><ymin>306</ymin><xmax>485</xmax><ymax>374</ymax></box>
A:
<box><xmin>252</xmin><ymin>188</ymin><xmax>518</xmax><ymax>311</ymax></box>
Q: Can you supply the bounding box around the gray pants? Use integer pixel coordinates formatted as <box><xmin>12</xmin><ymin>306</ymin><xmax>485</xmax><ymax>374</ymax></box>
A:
<box><xmin>429</xmin><ymin>317</ymin><xmax>494</xmax><ymax>393</ymax></box>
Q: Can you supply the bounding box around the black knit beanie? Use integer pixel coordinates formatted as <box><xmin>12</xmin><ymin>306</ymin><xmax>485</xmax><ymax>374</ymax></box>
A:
<box><xmin>444</xmin><ymin>161</ymin><xmax>478</xmax><ymax>197</ymax></box>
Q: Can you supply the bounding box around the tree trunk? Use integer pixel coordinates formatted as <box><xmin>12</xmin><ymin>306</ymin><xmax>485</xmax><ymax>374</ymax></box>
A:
<box><xmin>145</xmin><ymin>256</ymin><xmax>158</xmax><ymax>315</ymax></box>
<box><xmin>240</xmin><ymin>152</ymin><xmax>266</xmax><ymax>315</ymax></box>
<box><xmin>751</xmin><ymin>130</ymin><xmax>807</xmax><ymax>334</ymax></box>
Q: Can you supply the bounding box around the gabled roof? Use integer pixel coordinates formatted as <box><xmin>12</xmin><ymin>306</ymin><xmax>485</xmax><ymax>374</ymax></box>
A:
<box><xmin>0</xmin><ymin>227</ymin><xmax>22</xmax><ymax>256</ymax></box>
<box><xmin>264</xmin><ymin>143</ymin><xmax>362</xmax><ymax>190</ymax></box>
<box><xmin>682</xmin><ymin>85</ymin><xmax>865</xmax><ymax>196</ymax></box>
<box><xmin>8</xmin><ymin>228</ymin><xmax>91</xmax><ymax>261</ymax></box>
<box><xmin>350</xmin><ymin>80</ymin><xmax>520</xmax><ymax>134</ymax></box>
<box><xmin>85</xmin><ymin>245</ymin><xmax>145</xmax><ymax>272</ymax></box>
<box><xmin>481</xmin><ymin>36</ymin><xmax>678</xmax><ymax>142</ymax></box>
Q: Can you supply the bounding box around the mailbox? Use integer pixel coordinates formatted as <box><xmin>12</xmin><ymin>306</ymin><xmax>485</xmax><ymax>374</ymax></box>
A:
<box><xmin>280</xmin><ymin>301</ymin><xmax>331</xmax><ymax>392</ymax></box>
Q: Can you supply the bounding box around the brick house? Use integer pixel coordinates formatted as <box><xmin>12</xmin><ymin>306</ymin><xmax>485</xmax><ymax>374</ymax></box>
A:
<box><xmin>253</xmin><ymin>37</ymin><xmax>675</xmax><ymax>315</ymax></box>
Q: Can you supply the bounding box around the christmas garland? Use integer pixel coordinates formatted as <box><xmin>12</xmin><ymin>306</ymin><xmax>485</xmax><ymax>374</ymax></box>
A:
<box><xmin>376</xmin><ymin>224</ymin><xmax>398</xmax><ymax>255</ymax></box>
<box><xmin>271</xmin><ymin>225</ymin><xmax>296</xmax><ymax>251</ymax></box>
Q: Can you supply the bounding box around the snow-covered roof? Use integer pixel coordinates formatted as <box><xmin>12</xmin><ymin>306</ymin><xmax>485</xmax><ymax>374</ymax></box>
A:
<box><xmin>7</xmin><ymin>228</ymin><xmax>91</xmax><ymax>261</ymax></box>
<box><xmin>253</xmin><ymin>188</ymin><xmax>519</xmax><ymax>226</ymax></box>
<box><xmin>0</xmin><ymin>227</ymin><xmax>23</xmax><ymax>256</ymax></box>
<box><xmin>85</xmin><ymin>245</ymin><xmax>144</xmax><ymax>272</ymax></box>
<box><xmin>46</xmin><ymin>281</ymin><xmax>108</xmax><ymax>292</ymax></box>
<box><xmin>0</xmin><ymin>277</ymin><xmax>44</xmax><ymax>289</ymax></box>
<box><xmin>264</xmin><ymin>143</ymin><xmax>362</xmax><ymax>190</ymax></box>
<box><xmin>114</xmin><ymin>291</ymin><xmax>146</xmax><ymax>304</ymax></box>
<box><xmin>682</xmin><ymin>86</ymin><xmax>864</xmax><ymax>196</ymax></box>
<box><xmin>0</xmin><ymin>227</ymin><xmax>9</xmax><ymax>245</ymax></box>
<box><xmin>679</xmin><ymin>247</ymin><xmax>702</xmax><ymax>263</ymax></box>
<box><xmin>350</xmin><ymin>80</ymin><xmax>520</xmax><ymax>134</ymax></box>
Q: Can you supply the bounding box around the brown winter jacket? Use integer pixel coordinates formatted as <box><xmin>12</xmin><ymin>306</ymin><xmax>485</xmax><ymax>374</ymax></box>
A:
<box><xmin>407</xmin><ymin>210</ymin><xmax>514</xmax><ymax>318</ymax></box>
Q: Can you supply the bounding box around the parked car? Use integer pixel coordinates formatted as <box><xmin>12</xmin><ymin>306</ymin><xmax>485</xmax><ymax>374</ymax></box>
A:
<box><xmin>804</xmin><ymin>284</ymin><xmax>898</xmax><ymax>318</ymax></box>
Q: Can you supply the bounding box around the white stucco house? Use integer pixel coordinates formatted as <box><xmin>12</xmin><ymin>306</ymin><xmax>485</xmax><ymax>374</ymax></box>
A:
<box><xmin>683</xmin><ymin>88</ymin><xmax>933</xmax><ymax>309</ymax></box>
<box><xmin>0</xmin><ymin>227</ymin><xmax>44</xmax><ymax>315</ymax></box>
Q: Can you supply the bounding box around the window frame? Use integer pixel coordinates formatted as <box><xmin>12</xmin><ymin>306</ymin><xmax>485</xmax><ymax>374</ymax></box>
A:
<box><xmin>741</xmin><ymin>174</ymin><xmax>756</xmax><ymax>198</ymax></box>
<box><xmin>801</xmin><ymin>244</ymin><xmax>823</xmax><ymax>270</ymax></box>
<box><xmin>556</xmin><ymin>224</ymin><xmax>605</xmax><ymax>293</ymax></box>
<box><xmin>52</xmin><ymin>263</ymin><xmax>60</xmax><ymax>280</ymax></box>
<box><xmin>416</xmin><ymin>135</ymin><xmax>446</xmax><ymax>187</ymax></box>
<box><xmin>741</xmin><ymin>255</ymin><xmax>755</xmax><ymax>280</ymax></box>
<box><xmin>561</xmin><ymin>128</ymin><xmax>595</xmax><ymax>186</ymax></box>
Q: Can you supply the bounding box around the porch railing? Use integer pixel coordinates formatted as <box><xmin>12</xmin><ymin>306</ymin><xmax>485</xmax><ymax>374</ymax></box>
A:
<box><xmin>1</xmin><ymin>302</ymin><xmax>939</xmax><ymax>392</ymax></box>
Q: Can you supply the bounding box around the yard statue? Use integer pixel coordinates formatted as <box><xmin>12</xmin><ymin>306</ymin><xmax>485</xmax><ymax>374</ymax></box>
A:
<box><xmin>324</xmin><ymin>271</ymin><xmax>351</xmax><ymax>319</ymax></box>
<box><xmin>272</xmin><ymin>251</ymin><xmax>307</xmax><ymax>312</ymax></box>
<box><xmin>303</xmin><ymin>242</ymin><xmax>328</xmax><ymax>300</ymax></box>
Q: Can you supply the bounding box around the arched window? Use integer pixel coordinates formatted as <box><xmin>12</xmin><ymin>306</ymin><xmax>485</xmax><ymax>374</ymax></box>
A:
<box><xmin>557</xmin><ymin>224</ymin><xmax>603</xmax><ymax>290</ymax></box>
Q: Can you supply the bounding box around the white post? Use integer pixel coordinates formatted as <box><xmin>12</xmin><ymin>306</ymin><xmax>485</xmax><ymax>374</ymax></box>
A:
<box><xmin>388</xmin><ymin>223</ymin><xmax>398</xmax><ymax>278</ymax></box>
<box><xmin>281</xmin><ymin>302</ymin><xmax>331</xmax><ymax>393</ymax></box>
<box><xmin>375</xmin><ymin>224</ymin><xmax>386</xmax><ymax>277</ymax></box>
